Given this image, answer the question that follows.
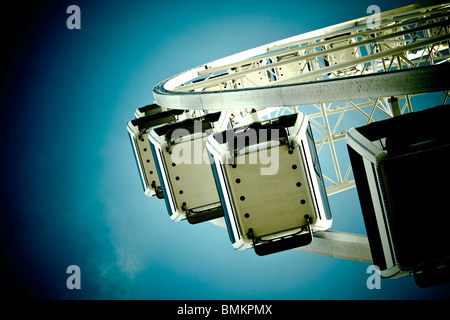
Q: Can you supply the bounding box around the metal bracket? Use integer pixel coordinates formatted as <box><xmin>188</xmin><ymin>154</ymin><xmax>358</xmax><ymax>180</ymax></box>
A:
<box><xmin>248</xmin><ymin>215</ymin><xmax>314</xmax><ymax>256</ymax></box>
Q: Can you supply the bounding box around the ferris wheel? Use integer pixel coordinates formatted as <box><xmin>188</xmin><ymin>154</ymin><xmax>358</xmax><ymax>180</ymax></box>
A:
<box><xmin>128</xmin><ymin>1</ymin><xmax>450</xmax><ymax>286</ymax></box>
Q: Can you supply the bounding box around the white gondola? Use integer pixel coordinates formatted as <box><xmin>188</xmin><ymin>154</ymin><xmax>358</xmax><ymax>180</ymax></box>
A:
<box><xmin>207</xmin><ymin>112</ymin><xmax>332</xmax><ymax>256</ymax></box>
<box><xmin>346</xmin><ymin>105</ymin><xmax>450</xmax><ymax>286</ymax></box>
<box><xmin>127</xmin><ymin>106</ymin><xmax>186</xmax><ymax>198</ymax></box>
<box><xmin>149</xmin><ymin>112</ymin><xmax>230</xmax><ymax>223</ymax></box>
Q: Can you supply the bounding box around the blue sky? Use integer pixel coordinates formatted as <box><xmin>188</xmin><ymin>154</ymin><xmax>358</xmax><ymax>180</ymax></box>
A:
<box><xmin>1</xmin><ymin>0</ymin><xmax>449</xmax><ymax>300</ymax></box>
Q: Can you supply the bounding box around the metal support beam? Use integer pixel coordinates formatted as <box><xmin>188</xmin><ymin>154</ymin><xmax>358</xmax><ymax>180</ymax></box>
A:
<box><xmin>390</xmin><ymin>96</ymin><xmax>401</xmax><ymax>117</ymax></box>
<box><xmin>326</xmin><ymin>180</ymin><xmax>356</xmax><ymax>196</ymax></box>
<box><xmin>321</xmin><ymin>103</ymin><xmax>342</xmax><ymax>183</ymax></box>
<box><xmin>296</xmin><ymin>230</ymin><xmax>373</xmax><ymax>263</ymax></box>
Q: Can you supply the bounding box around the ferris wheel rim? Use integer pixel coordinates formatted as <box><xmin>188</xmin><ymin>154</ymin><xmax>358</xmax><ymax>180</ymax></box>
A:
<box><xmin>153</xmin><ymin>2</ymin><xmax>450</xmax><ymax>111</ymax></box>
<box><xmin>153</xmin><ymin>64</ymin><xmax>450</xmax><ymax>110</ymax></box>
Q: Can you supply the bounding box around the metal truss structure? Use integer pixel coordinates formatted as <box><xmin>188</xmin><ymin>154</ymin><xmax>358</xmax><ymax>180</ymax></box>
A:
<box><xmin>140</xmin><ymin>1</ymin><xmax>450</xmax><ymax>264</ymax></box>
